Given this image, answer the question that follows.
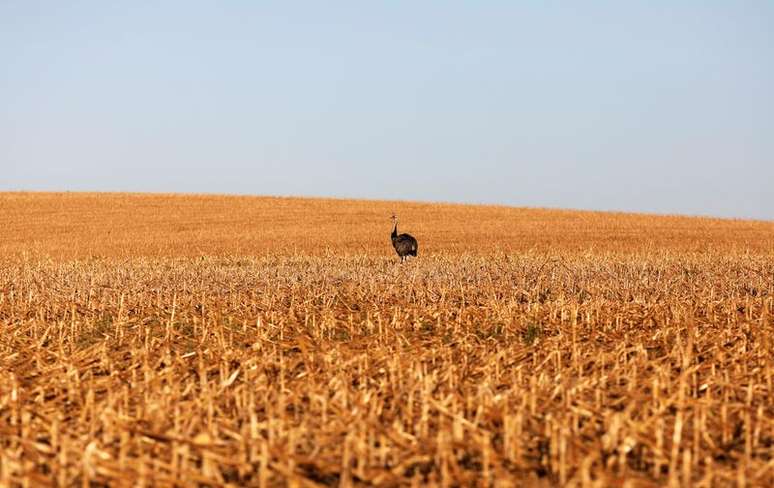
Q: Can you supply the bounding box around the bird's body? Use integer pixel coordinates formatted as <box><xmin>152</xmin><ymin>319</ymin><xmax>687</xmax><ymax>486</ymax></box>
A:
<box><xmin>391</xmin><ymin>216</ymin><xmax>418</xmax><ymax>262</ymax></box>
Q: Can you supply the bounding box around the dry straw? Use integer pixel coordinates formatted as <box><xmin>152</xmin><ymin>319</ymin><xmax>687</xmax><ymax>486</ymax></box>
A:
<box><xmin>1</xmin><ymin>192</ymin><xmax>773</xmax><ymax>486</ymax></box>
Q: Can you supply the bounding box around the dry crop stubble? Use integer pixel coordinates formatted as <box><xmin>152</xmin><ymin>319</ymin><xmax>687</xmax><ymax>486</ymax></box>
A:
<box><xmin>1</xmin><ymin>192</ymin><xmax>774</xmax><ymax>487</ymax></box>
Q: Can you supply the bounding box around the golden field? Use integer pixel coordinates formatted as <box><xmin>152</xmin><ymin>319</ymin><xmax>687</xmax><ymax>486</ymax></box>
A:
<box><xmin>1</xmin><ymin>192</ymin><xmax>773</xmax><ymax>487</ymax></box>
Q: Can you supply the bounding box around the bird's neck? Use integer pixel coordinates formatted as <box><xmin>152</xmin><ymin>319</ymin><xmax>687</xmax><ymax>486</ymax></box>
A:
<box><xmin>391</xmin><ymin>222</ymin><xmax>398</xmax><ymax>238</ymax></box>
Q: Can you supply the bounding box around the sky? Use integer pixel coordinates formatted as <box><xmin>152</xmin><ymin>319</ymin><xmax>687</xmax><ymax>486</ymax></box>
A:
<box><xmin>2</xmin><ymin>2</ymin><xmax>773</xmax><ymax>220</ymax></box>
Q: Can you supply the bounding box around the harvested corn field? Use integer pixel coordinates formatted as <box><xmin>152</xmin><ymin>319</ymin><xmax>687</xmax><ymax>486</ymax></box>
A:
<box><xmin>1</xmin><ymin>192</ymin><xmax>773</xmax><ymax>487</ymax></box>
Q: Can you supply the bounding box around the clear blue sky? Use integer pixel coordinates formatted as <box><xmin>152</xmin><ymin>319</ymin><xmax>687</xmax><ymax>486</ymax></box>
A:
<box><xmin>2</xmin><ymin>2</ymin><xmax>773</xmax><ymax>220</ymax></box>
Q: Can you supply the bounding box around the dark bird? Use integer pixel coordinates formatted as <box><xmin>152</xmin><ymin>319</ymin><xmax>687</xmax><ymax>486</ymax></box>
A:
<box><xmin>390</xmin><ymin>215</ymin><xmax>418</xmax><ymax>262</ymax></box>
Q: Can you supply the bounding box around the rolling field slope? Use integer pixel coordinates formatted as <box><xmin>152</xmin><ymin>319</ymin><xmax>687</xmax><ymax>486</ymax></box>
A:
<box><xmin>1</xmin><ymin>192</ymin><xmax>773</xmax><ymax>486</ymax></box>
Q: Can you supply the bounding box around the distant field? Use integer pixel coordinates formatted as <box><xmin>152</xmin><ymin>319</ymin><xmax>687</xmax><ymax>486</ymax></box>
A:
<box><xmin>2</xmin><ymin>192</ymin><xmax>772</xmax><ymax>257</ymax></box>
<box><xmin>1</xmin><ymin>192</ymin><xmax>773</xmax><ymax>486</ymax></box>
